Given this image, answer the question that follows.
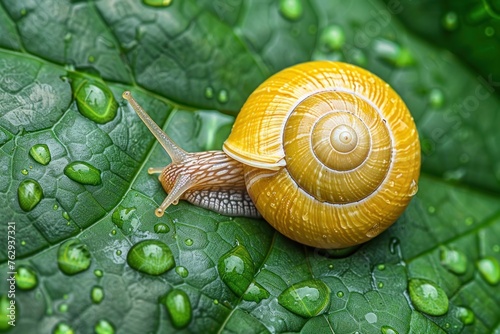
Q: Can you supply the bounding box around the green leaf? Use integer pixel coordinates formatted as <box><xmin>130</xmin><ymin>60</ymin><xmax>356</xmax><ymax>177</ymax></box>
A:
<box><xmin>1</xmin><ymin>0</ymin><xmax>499</xmax><ymax>333</ymax></box>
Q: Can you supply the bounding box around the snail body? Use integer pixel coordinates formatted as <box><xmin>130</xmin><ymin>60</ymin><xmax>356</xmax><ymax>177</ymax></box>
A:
<box><xmin>123</xmin><ymin>61</ymin><xmax>420</xmax><ymax>249</ymax></box>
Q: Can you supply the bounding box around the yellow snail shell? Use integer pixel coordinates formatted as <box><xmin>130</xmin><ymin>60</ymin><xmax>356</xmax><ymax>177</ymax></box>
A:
<box><xmin>123</xmin><ymin>61</ymin><xmax>421</xmax><ymax>249</ymax></box>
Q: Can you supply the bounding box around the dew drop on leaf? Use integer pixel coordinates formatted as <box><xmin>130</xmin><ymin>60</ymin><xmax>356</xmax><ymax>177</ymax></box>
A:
<box><xmin>161</xmin><ymin>289</ymin><xmax>192</xmax><ymax>329</ymax></box>
<box><xmin>154</xmin><ymin>223</ymin><xmax>170</xmax><ymax>234</ymax></box>
<box><xmin>53</xmin><ymin>322</ymin><xmax>74</xmax><ymax>334</ymax></box>
<box><xmin>217</xmin><ymin>244</ymin><xmax>255</xmax><ymax>297</ymax></box>
<box><xmin>0</xmin><ymin>295</ymin><xmax>14</xmax><ymax>330</ymax></box>
<box><xmin>372</xmin><ymin>39</ymin><xmax>415</xmax><ymax>68</ymax></box>
<box><xmin>57</xmin><ymin>239</ymin><xmax>92</xmax><ymax>275</ymax></box>
<box><xmin>29</xmin><ymin>143</ymin><xmax>51</xmax><ymax>166</ymax></box>
<box><xmin>364</xmin><ymin>312</ymin><xmax>377</xmax><ymax>324</ymax></box>
<box><xmin>442</xmin><ymin>12</ymin><xmax>459</xmax><ymax>31</ymax></box>
<box><xmin>175</xmin><ymin>266</ymin><xmax>189</xmax><ymax>278</ymax></box>
<box><xmin>320</xmin><ymin>25</ymin><xmax>345</xmax><ymax>52</ymax></box>
<box><xmin>143</xmin><ymin>0</ymin><xmax>172</xmax><ymax>7</ymax></box>
<box><xmin>111</xmin><ymin>205</ymin><xmax>136</xmax><ymax>229</ymax></box>
<box><xmin>64</xmin><ymin>161</ymin><xmax>102</xmax><ymax>186</ymax></box>
<box><xmin>17</xmin><ymin>179</ymin><xmax>43</xmax><ymax>211</ymax></box>
<box><xmin>116</xmin><ymin>250</ymin><xmax>122</xmax><ymax>256</ymax></box>
<box><xmin>94</xmin><ymin>269</ymin><xmax>103</xmax><ymax>277</ymax></box>
<box><xmin>242</xmin><ymin>281</ymin><xmax>270</xmax><ymax>303</ymax></box>
<box><xmin>476</xmin><ymin>256</ymin><xmax>500</xmax><ymax>285</ymax></box>
<box><xmin>69</xmin><ymin>73</ymin><xmax>118</xmax><ymax>124</ymax></box>
<box><xmin>126</xmin><ymin>240</ymin><xmax>175</xmax><ymax>275</ymax></box>
<box><xmin>408</xmin><ymin>278</ymin><xmax>449</xmax><ymax>316</ymax></box>
<box><xmin>62</xmin><ymin>211</ymin><xmax>70</xmax><ymax>220</ymax></box>
<box><xmin>15</xmin><ymin>265</ymin><xmax>38</xmax><ymax>290</ymax></box>
<box><xmin>279</xmin><ymin>0</ymin><xmax>303</xmax><ymax>21</ymax></box>
<box><xmin>277</xmin><ymin>279</ymin><xmax>330</xmax><ymax>318</ymax></box>
<box><xmin>204</xmin><ymin>86</ymin><xmax>214</xmax><ymax>99</ymax></box>
<box><xmin>94</xmin><ymin>319</ymin><xmax>115</xmax><ymax>334</ymax></box>
<box><xmin>217</xmin><ymin>89</ymin><xmax>229</xmax><ymax>104</ymax></box>
<box><xmin>428</xmin><ymin>88</ymin><xmax>445</xmax><ymax>109</ymax></box>
<box><xmin>184</xmin><ymin>238</ymin><xmax>193</xmax><ymax>246</ymax></box>
<box><xmin>456</xmin><ymin>306</ymin><xmax>475</xmax><ymax>325</ymax></box>
<box><xmin>439</xmin><ymin>247</ymin><xmax>468</xmax><ymax>275</ymax></box>
<box><xmin>91</xmin><ymin>286</ymin><xmax>105</xmax><ymax>304</ymax></box>
<box><xmin>336</xmin><ymin>291</ymin><xmax>344</xmax><ymax>298</ymax></box>
<box><xmin>58</xmin><ymin>303</ymin><xmax>68</xmax><ymax>313</ymax></box>
<box><xmin>381</xmin><ymin>325</ymin><xmax>399</xmax><ymax>334</ymax></box>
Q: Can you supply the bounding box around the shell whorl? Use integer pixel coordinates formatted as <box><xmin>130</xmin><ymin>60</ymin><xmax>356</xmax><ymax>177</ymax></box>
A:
<box><xmin>223</xmin><ymin>61</ymin><xmax>420</xmax><ymax>249</ymax></box>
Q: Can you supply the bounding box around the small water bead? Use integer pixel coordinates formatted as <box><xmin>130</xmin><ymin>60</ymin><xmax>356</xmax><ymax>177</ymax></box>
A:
<box><xmin>53</xmin><ymin>204</ymin><xmax>59</xmax><ymax>210</ymax></box>
<box><xmin>64</xmin><ymin>161</ymin><xmax>102</xmax><ymax>186</ymax></box>
<box><xmin>456</xmin><ymin>306</ymin><xmax>475</xmax><ymax>325</ymax></box>
<box><xmin>111</xmin><ymin>205</ymin><xmax>136</xmax><ymax>229</ymax></box>
<box><xmin>126</xmin><ymin>240</ymin><xmax>175</xmax><ymax>275</ymax></box>
<box><xmin>116</xmin><ymin>250</ymin><xmax>122</xmax><ymax>256</ymax></box>
<box><xmin>15</xmin><ymin>265</ymin><xmax>38</xmax><ymax>290</ymax></box>
<box><xmin>154</xmin><ymin>223</ymin><xmax>170</xmax><ymax>234</ymax></box>
<box><xmin>213</xmin><ymin>299</ymin><xmax>219</xmax><ymax>305</ymax></box>
<box><xmin>364</xmin><ymin>312</ymin><xmax>377</xmax><ymax>324</ymax></box>
<box><xmin>320</xmin><ymin>25</ymin><xmax>345</xmax><ymax>52</ymax></box>
<box><xmin>373</xmin><ymin>39</ymin><xmax>415</xmax><ymax>68</ymax></box>
<box><xmin>465</xmin><ymin>217</ymin><xmax>474</xmax><ymax>226</ymax></box>
<box><xmin>88</xmin><ymin>55</ymin><xmax>95</xmax><ymax>63</ymax></box>
<box><xmin>62</xmin><ymin>211</ymin><xmax>70</xmax><ymax>220</ymax></box>
<box><xmin>70</xmin><ymin>73</ymin><xmax>118</xmax><ymax>124</ymax></box>
<box><xmin>476</xmin><ymin>256</ymin><xmax>500</xmax><ymax>285</ymax></box>
<box><xmin>53</xmin><ymin>322</ymin><xmax>74</xmax><ymax>334</ymax></box>
<box><xmin>184</xmin><ymin>238</ymin><xmax>193</xmax><ymax>246</ymax></box>
<box><xmin>428</xmin><ymin>206</ymin><xmax>436</xmax><ymax>214</ymax></box>
<box><xmin>428</xmin><ymin>89</ymin><xmax>445</xmax><ymax>109</ymax></box>
<box><xmin>442</xmin><ymin>12</ymin><xmax>459</xmax><ymax>31</ymax></box>
<box><xmin>381</xmin><ymin>326</ymin><xmax>399</xmax><ymax>334</ymax></box>
<box><xmin>377</xmin><ymin>264</ymin><xmax>386</xmax><ymax>271</ymax></box>
<box><xmin>217</xmin><ymin>245</ymin><xmax>255</xmax><ymax>297</ymax></box>
<box><xmin>94</xmin><ymin>319</ymin><xmax>115</xmax><ymax>334</ymax></box>
<box><xmin>91</xmin><ymin>286</ymin><xmax>104</xmax><ymax>304</ymax></box>
<box><xmin>0</xmin><ymin>295</ymin><xmax>14</xmax><ymax>330</ymax></box>
<box><xmin>204</xmin><ymin>86</ymin><xmax>214</xmax><ymax>99</ymax></box>
<box><xmin>278</xmin><ymin>279</ymin><xmax>330</xmax><ymax>318</ymax></box>
<box><xmin>336</xmin><ymin>291</ymin><xmax>344</xmax><ymax>298</ymax></box>
<box><xmin>57</xmin><ymin>239</ymin><xmax>92</xmax><ymax>275</ymax></box>
<box><xmin>439</xmin><ymin>247</ymin><xmax>468</xmax><ymax>275</ymax></box>
<box><xmin>111</xmin><ymin>229</ymin><xmax>117</xmax><ymax>235</ymax></box>
<box><xmin>17</xmin><ymin>179</ymin><xmax>44</xmax><ymax>211</ymax></box>
<box><xmin>94</xmin><ymin>269</ymin><xmax>103</xmax><ymax>277</ymax></box>
<box><xmin>142</xmin><ymin>0</ymin><xmax>173</xmax><ymax>7</ymax></box>
<box><xmin>58</xmin><ymin>303</ymin><xmax>68</xmax><ymax>313</ymax></box>
<box><xmin>378</xmin><ymin>282</ymin><xmax>384</xmax><ymax>289</ymax></box>
<box><xmin>175</xmin><ymin>266</ymin><xmax>189</xmax><ymax>278</ymax></box>
<box><xmin>242</xmin><ymin>282</ymin><xmax>270</xmax><ymax>303</ymax></box>
<box><xmin>408</xmin><ymin>278</ymin><xmax>449</xmax><ymax>316</ymax></box>
<box><xmin>162</xmin><ymin>289</ymin><xmax>192</xmax><ymax>329</ymax></box>
<box><xmin>279</xmin><ymin>0</ymin><xmax>303</xmax><ymax>21</ymax></box>
<box><xmin>217</xmin><ymin>89</ymin><xmax>229</xmax><ymax>104</ymax></box>
<box><xmin>21</xmin><ymin>168</ymin><xmax>28</xmax><ymax>175</ymax></box>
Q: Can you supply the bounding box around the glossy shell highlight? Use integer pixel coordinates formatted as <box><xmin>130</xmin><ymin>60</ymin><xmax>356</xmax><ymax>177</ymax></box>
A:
<box><xmin>223</xmin><ymin>61</ymin><xmax>420</xmax><ymax>249</ymax></box>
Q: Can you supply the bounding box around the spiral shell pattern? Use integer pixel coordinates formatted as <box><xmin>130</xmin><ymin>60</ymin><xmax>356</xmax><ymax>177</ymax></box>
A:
<box><xmin>223</xmin><ymin>61</ymin><xmax>420</xmax><ymax>249</ymax></box>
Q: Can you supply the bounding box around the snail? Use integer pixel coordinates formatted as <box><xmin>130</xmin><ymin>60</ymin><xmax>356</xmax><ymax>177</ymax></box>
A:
<box><xmin>122</xmin><ymin>61</ymin><xmax>420</xmax><ymax>249</ymax></box>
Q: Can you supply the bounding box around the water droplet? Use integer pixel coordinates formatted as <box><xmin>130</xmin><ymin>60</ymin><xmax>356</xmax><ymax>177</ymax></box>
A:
<box><xmin>62</xmin><ymin>211</ymin><xmax>70</xmax><ymax>220</ymax></box>
<box><xmin>328</xmin><ymin>264</ymin><xmax>334</xmax><ymax>270</ymax></box>
<box><xmin>161</xmin><ymin>289</ymin><xmax>192</xmax><ymax>329</ymax></box>
<box><xmin>143</xmin><ymin>0</ymin><xmax>173</xmax><ymax>7</ymax></box>
<box><xmin>456</xmin><ymin>306</ymin><xmax>475</xmax><ymax>325</ymax></box>
<box><xmin>154</xmin><ymin>223</ymin><xmax>170</xmax><ymax>234</ymax></box>
<box><xmin>428</xmin><ymin>89</ymin><xmax>445</xmax><ymax>109</ymax></box>
<box><xmin>440</xmin><ymin>247</ymin><xmax>468</xmax><ymax>275</ymax></box>
<box><xmin>217</xmin><ymin>245</ymin><xmax>255</xmax><ymax>297</ymax></box>
<box><xmin>116</xmin><ymin>250</ymin><xmax>122</xmax><ymax>256</ymax></box>
<box><xmin>465</xmin><ymin>217</ymin><xmax>474</xmax><ymax>226</ymax></box>
<box><xmin>21</xmin><ymin>240</ymin><xmax>26</xmax><ymax>246</ymax></box>
<box><xmin>17</xmin><ymin>179</ymin><xmax>44</xmax><ymax>211</ymax></box>
<box><xmin>91</xmin><ymin>286</ymin><xmax>104</xmax><ymax>304</ymax></box>
<box><xmin>88</xmin><ymin>55</ymin><xmax>95</xmax><ymax>63</ymax></box>
<box><xmin>94</xmin><ymin>319</ymin><xmax>115</xmax><ymax>334</ymax></box>
<box><xmin>58</xmin><ymin>239</ymin><xmax>92</xmax><ymax>275</ymax></box>
<box><xmin>408</xmin><ymin>278</ymin><xmax>449</xmax><ymax>316</ymax></box>
<box><xmin>485</xmin><ymin>26</ymin><xmax>495</xmax><ymax>36</ymax></box>
<box><xmin>204</xmin><ymin>86</ymin><xmax>214</xmax><ymax>99</ymax></box>
<box><xmin>64</xmin><ymin>161</ymin><xmax>102</xmax><ymax>186</ymax></box>
<box><xmin>364</xmin><ymin>312</ymin><xmax>377</xmax><ymax>324</ymax></box>
<box><xmin>381</xmin><ymin>325</ymin><xmax>399</xmax><ymax>334</ymax></box>
<box><xmin>111</xmin><ymin>229</ymin><xmax>117</xmax><ymax>235</ymax></box>
<box><xmin>476</xmin><ymin>256</ymin><xmax>500</xmax><ymax>285</ymax></box>
<box><xmin>373</xmin><ymin>39</ymin><xmax>415</xmax><ymax>68</ymax></box>
<box><xmin>320</xmin><ymin>25</ymin><xmax>345</xmax><ymax>52</ymax></box>
<box><xmin>0</xmin><ymin>295</ymin><xmax>15</xmax><ymax>328</ymax></box>
<box><xmin>53</xmin><ymin>204</ymin><xmax>59</xmax><ymax>210</ymax></box>
<box><xmin>15</xmin><ymin>265</ymin><xmax>38</xmax><ymax>290</ymax></box>
<box><xmin>428</xmin><ymin>206</ymin><xmax>436</xmax><ymax>214</ymax></box>
<box><xmin>53</xmin><ymin>322</ymin><xmax>74</xmax><ymax>334</ymax></box>
<box><xmin>59</xmin><ymin>304</ymin><xmax>68</xmax><ymax>313</ymax></box>
<box><xmin>184</xmin><ymin>238</ymin><xmax>193</xmax><ymax>246</ymax></box>
<box><xmin>175</xmin><ymin>266</ymin><xmax>189</xmax><ymax>278</ymax></box>
<box><xmin>217</xmin><ymin>89</ymin><xmax>229</xmax><ymax>104</ymax></box>
<box><xmin>111</xmin><ymin>205</ymin><xmax>136</xmax><ymax>229</ymax></box>
<box><xmin>94</xmin><ymin>269</ymin><xmax>103</xmax><ymax>277</ymax></box>
<box><xmin>493</xmin><ymin>245</ymin><xmax>500</xmax><ymax>253</ymax></box>
<box><xmin>442</xmin><ymin>12</ymin><xmax>459</xmax><ymax>31</ymax></box>
<box><xmin>243</xmin><ymin>282</ymin><xmax>270</xmax><ymax>303</ymax></box>
<box><xmin>378</xmin><ymin>282</ymin><xmax>384</xmax><ymax>289</ymax></box>
<box><xmin>278</xmin><ymin>279</ymin><xmax>330</xmax><ymax>318</ymax></box>
<box><xmin>336</xmin><ymin>291</ymin><xmax>344</xmax><ymax>298</ymax></box>
<box><xmin>127</xmin><ymin>240</ymin><xmax>175</xmax><ymax>275</ymax></box>
<box><xmin>69</xmin><ymin>73</ymin><xmax>118</xmax><ymax>124</ymax></box>
<box><xmin>21</xmin><ymin>168</ymin><xmax>28</xmax><ymax>175</ymax></box>
<box><xmin>213</xmin><ymin>299</ymin><xmax>219</xmax><ymax>305</ymax></box>
<box><xmin>279</xmin><ymin>0</ymin><xmax>303</xmax><ymax>21</ymax></box>
<box><xmin>377</xmin><ymin>264</ymin><xmax>386</xmax><ymax>271</ymax></box>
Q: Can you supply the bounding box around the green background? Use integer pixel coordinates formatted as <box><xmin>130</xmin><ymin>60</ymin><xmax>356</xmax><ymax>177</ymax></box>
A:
<box><xmin>1</xmin><ymin>0</ymin><xmax>500</xmax><ymax>333</ymax></box>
